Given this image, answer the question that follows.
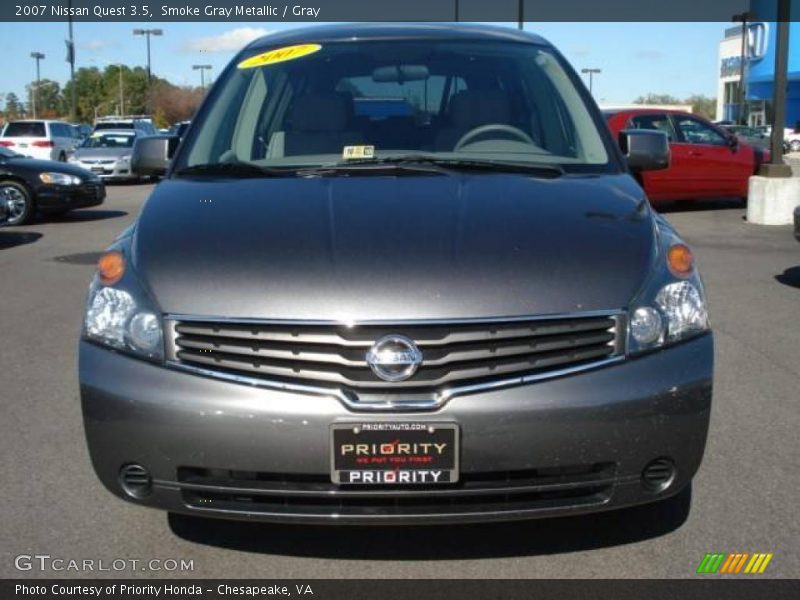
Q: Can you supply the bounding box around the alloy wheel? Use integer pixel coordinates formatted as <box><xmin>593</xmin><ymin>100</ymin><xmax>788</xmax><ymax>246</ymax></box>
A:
<box><xmin>0</xmin><ymin>184</ymin><xmax>30</xmax><ymax>225</ymax></box>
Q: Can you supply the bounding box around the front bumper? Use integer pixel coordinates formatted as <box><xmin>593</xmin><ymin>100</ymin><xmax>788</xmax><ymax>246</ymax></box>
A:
<box><xmin>79</xmin><ymin>334</ymin><xmax>713</xmax><ymax>524</ymax></box>
<box><xmin>70</xmin><ymin>160</ymin><xmax>136</xmax><ymax>181</ymax></box>
<box><xmin>35</xmin><ymin>182</ymin><xmax>105</xmax><ymax>212</ymax></box>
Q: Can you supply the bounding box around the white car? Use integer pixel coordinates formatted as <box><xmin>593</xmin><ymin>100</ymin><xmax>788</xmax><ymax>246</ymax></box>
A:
<box><xmin>0</xmin><ymin>120</ymin><xmax>77</xmax><ymax>162</ymax></box>
<box><xmin>786</xmin><ymin>129</ymin><xmax>800</xmax><ymax>153</ymax></box>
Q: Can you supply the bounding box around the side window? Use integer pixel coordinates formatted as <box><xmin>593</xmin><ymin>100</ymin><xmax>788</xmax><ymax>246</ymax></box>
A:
<box><xmin>630</xmin><ymin>114</ymin><xmax>676</xmax><ymax>141</ymax></box>
<box><xmin>674</xmin><ymin>116</ymin><xmax>727</xmax><ymax>146</ymax></box>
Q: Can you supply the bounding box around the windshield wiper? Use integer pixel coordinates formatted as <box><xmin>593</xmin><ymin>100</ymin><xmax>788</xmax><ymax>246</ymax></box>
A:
<box><xmin>302</xmin><ymin>155</ymin><xmax>564</xmax><ymax>178</ymax></box>
<box><xmin>174</xmin><ymin>162</ymin><xmax>297</xmax><ymax>178</ymax></box>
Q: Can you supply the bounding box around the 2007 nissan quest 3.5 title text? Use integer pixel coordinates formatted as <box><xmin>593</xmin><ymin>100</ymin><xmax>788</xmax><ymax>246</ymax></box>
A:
<box><xmin>79</xmin><ymin>23</ymin><xmax>713</xmax><ymax>525</ymax></box>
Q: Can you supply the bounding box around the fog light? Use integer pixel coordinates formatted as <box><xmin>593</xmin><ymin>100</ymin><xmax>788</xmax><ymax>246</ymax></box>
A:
<box><xmin>119</xmin><ymin>464</ymin><xmax>152</xmax><ymax>498</ymax></box>
<box><xmin>641</xmin><ymin>458</ymin><xmax>675</xmax><ymax>492</ymax></box>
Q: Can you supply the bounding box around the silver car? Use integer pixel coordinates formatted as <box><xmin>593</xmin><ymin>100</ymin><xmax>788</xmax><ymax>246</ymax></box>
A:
<box><xmin>69</xmin><ymin>130</ymin><xmax>139</xmax><ymax>182</ymax></box>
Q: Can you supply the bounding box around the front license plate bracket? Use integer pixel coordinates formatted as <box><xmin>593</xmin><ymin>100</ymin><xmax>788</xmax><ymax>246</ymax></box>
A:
<box><xmin>330</xmin><ymin>422</ymin><xmax>459</xmax><ymax>486</ymax></box>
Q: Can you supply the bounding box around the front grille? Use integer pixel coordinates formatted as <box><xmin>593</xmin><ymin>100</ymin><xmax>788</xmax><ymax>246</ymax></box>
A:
<box><xmin>177</xmin><ymin>463</ymin><xmax>616</xmax><ymax>518</ymax></box>
<box><xmin>168</xmin><ymin>313</ymin><xmax>623</xmax><ymax>397</ymax></box>
<box><xmin>79</xmin><ymin>182</ymin><xmax>104</xmax><ymax>199</ymax></box>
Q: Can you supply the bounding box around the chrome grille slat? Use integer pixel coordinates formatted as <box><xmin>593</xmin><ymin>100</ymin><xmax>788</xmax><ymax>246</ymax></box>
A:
<box><xmin>174</xmin><ymin>317</ymin><xmax>615</xmax><ymax>348</ymax></box>
<box><xmin>171</xmin><ymin>312</ymin><xmax>622</xmax><ymax>393</ymax></box>
<box><xmin>173</xmin><ymin>329</ymin><xmax>615</xmax><ymax>368</ymax></box>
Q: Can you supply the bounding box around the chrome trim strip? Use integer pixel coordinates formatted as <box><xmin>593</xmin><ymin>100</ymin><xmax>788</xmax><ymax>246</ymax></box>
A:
<box><xmin>165</xmin><ymin>309</ymin><xmax>624</xmax><ymax>327</ymax></box>
<box><xmin>165</xmin><ymin>355</ymin><xmax>626</xmax><ymax>412</ymax></box>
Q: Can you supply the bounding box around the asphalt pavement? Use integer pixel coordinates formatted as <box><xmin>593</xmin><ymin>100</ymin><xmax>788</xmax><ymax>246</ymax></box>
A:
<box><xmin>1</xmin><ymin>182</ymin><xmax>798</xmax><ymax>579</ymax></box>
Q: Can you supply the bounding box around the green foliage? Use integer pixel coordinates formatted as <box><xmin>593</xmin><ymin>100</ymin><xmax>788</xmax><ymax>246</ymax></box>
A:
<box><xmin>25</xmin><ymin>79</ymin><xmax>62</xmax><ymax>117</ymax></box>
<box><xmin>3</xmin><ymin>93</ymin><xmax>24</xmax><ymax>119</ymax></box>
<box><xmin>633</xmin><ymin>93</ymin><xmax>717</xmax><ymax>120</ymax></box>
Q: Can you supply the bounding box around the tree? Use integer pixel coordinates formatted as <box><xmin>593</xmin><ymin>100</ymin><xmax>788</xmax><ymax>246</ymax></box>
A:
<box><xmin>685</xmin><ymin>94</ymin><xmax>716</xmax><ymax>120</ymax></box>
<box><xmin>4</xmin><ymin>93</ymin><xmax>23</xmax><ymax>119</ymax></box>
<box><xmin>633</xmin><ymin>93</ymin><xmax>682</xmax><ymax>106</ymax></box>
<box><xmin>26</xmin><ymin>79</ymin><xmax>63</xmax><ymax>118</ymax></box>
<box><xmin>633</xmin><ymin>92</ymin><xmax>718</xmax><ymax>120</ymax></box>
<box><xmin>150</xmin><ymin>81</ymin><xmax>205</xmax><ymax>127</ymax></box>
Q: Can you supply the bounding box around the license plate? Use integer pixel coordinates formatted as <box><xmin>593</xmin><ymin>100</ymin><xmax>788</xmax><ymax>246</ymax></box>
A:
<box><xmin>331</xmin><ymin>422</ymin><xmax>459</xmax><ymax>486</ymax></box>
<box><xmin>91</xmin><ymin>167</ymin><xmax>105</xmax><ymax>173</ymax></box>
<box><xmin>19</xmin><ymin>143</ymin><xmax>28</xmax><ymax>148</ymax></box>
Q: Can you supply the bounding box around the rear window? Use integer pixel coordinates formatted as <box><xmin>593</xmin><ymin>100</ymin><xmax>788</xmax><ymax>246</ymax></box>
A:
<box><xmin>3</xmin><ymin>122</ymin><xmax>46</xmax><ymax>137</ymax></box>
<box><xmin>94</xmin><ymin>122</ymin><xmax>134</xmax><ymax>131</ymax></box>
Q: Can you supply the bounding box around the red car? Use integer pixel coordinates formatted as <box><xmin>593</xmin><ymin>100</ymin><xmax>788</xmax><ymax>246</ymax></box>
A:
<box><xmin>604</xmin><ymin>109</ymin><xmax>767</xmax><ymax>203</ymax></box>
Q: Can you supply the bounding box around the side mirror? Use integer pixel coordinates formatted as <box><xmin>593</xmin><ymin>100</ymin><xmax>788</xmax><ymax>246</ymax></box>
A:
<box><xmin>131</xmin><ymin>135</ymin><xmax>180</xmax><ymax>177</ymax></box>
<box><xmin>619</xmin><ymin>129</ymin><xmax>670</xmax><ymax>172</ymax></box>
<box><xmin>727</xmin><ymin>134</ymin><xmax>739</xmax><ymax>150</ymax></box>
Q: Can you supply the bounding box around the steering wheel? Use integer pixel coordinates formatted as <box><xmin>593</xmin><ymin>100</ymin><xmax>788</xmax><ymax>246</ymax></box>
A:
<box><xmin>454</xmin><ymin>124</ymin><xmax>535</xmax><ymax>151</ymax></box>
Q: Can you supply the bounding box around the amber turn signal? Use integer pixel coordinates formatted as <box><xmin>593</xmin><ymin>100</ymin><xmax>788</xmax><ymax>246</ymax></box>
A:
<box><xmin>97</xmin><ymin>251</ymin><xmax>125</xmax><ymax>285</ymax></box>
<box><xmin>667</xmin><ymin>244</ymin><xmax>693</xmax><ymax>277</ymax></box>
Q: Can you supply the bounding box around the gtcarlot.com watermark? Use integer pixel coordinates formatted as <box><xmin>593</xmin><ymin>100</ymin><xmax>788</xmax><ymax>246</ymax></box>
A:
<box><xmin>14</xmin><ymin>554</ymin><xmax>194</xmax><ymax>573</ymax></box>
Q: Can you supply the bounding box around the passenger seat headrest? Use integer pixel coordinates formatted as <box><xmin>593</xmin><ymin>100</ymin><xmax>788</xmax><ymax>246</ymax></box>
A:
<box><xmin>449</xmin><ymin>90</ymin><xmax>511</xmax><ymax>129</ymax></box>
<box><xmin>289</xmin><ymin>93</ymin><xmax>353</xmax><ymax>132</ymax></box>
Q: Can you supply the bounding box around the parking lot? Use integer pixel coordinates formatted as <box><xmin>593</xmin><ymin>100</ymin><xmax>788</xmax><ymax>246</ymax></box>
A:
<box><xmin>1</xmin><ymin>182</ymin><xmax>798</xmax><ymax>579</ymax></box>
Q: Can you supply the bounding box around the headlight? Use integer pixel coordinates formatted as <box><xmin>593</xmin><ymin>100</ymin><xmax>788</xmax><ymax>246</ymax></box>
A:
<box><xmin>119</xmin><ymin>155</ymin><xmax>131</xmax><ymax>162</ymax></box>
<box><xmin>39</xmin><ymin>172</ymin><xmax>81</xmax><ymax>185</ymax></box>
<box><xmin>83</xmin><ymin>251</ymin><xmax>163</xmax><ymax>361</ymax></box>
<box><xmin>628</xmin><ymin>243</ymin><xmax>709</xmax><ymax>354</ymax></box>
<box><xmin>655</xmin><ymin>281</ymin><xmax>708</xmax><ymax>341</ymax></box>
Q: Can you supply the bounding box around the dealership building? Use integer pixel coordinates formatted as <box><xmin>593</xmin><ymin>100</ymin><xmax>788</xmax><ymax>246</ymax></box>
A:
<box><xmin>716</xmin><ymin>0</ymin><xmax>800</xmax><ymax>129</ymax></box>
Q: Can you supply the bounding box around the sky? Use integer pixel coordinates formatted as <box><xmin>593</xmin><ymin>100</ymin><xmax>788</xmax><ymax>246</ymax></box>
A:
<box><xmin>0</xmin><ymin>21</ymin><xmax>729</xmax><ymax>107</ymax></box>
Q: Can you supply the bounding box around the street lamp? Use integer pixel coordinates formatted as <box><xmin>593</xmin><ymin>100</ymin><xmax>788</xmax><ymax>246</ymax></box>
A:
<box><xmin>133</xmin><ymin>28</ymin><xmax>163</xmax><ymax>115</ymax></box>
<box><xmin>30</xmin><ymin>52</ymin><xmax>45</xmax><ymax>119</ymax></box>
<box><xmin>132</xmin><ymin>28</ymin><xmax>163</xmax><ymax>81</ymax></box>
<box><xmin>192</xmin><ymin>64</ymin><xmax>213</xmax><ymax>89</ymax></box>
<box><xmin>581</xmin><ymin>68</ymin><xmax>602</xmax><ymax>94</ymax></box>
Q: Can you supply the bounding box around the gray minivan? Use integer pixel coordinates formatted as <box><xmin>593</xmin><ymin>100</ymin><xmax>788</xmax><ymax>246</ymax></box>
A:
<box><xmin>80</xmin><ymin>24</ymin><xmax>712</xmax><ymax>524</ymax></box>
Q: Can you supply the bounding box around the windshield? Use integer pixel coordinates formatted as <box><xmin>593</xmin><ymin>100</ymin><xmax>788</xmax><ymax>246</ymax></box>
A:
<box><xmin>177</xmin><ymin>40</ymin><xmax>612</xmax><ymax>174</ymax></box>
<box><xmin>82</xmin><ymin>132</ymin><xmax>136</xmax><ymax>149</ymax></box>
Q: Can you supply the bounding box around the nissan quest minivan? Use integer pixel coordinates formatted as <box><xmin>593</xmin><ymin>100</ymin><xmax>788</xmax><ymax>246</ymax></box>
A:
<box><xmin>79</xmin><ymin>24</ymin><xmax>713</xmax><ymax>524</ymax></box>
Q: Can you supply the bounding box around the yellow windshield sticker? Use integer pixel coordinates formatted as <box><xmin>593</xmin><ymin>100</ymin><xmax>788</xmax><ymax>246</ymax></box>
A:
<box><xmin>342</xmin><ymin>145</ymin><xmax>375</xmax><ymax>160</ymax></box>
<box><xmin>237</xmin><ymin>44</ymin><xmax>322</xmax><ymax>69</ymax></box>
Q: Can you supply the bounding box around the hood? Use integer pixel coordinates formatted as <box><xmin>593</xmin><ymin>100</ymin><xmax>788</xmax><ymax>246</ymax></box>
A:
<box><xmin>7</xmin><ymin>156</ymin><xmax>99</xmax><ymax>179</ymax></box>
<box><xmin>133</xmin><ymin>173</ymin><xmax>655</xmax><ymax>321</ymax></box>
<box><xmin>73</xmin><ymin>147</ymin><xmax>131</xmax><ymax>160</ymax></box>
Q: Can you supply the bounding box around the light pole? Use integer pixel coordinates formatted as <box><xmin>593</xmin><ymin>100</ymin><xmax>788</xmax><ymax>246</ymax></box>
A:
<box><xmin>759</xmin><ymin>0</ymin><xmax>792</xmax><ymax>177</ymax></box>
<box><xmin>732</xmin><ymin>11</ymin><xmax>750</xmax><ymax>125</ymax></box>
<box><xmin>67</xmin><ymin>0</ymin><xmax>76</xmax><ymax>121</ymax></box>
<box><xmin>133</xmin><ymin>28</ymin><xmax>162</xmax><ymax>114</ymax></box>
<box><xmin>30</xmin><ymin>52</ymin><xmax>45</xmax><ymax>118</ymax></box>
<box><xmin>581</xmin><ymin>68</ymin><xmax>602</xmax><ymax>95</ymax></box>
<box><xmin>192</xmin><ymin>64</ymin><xmax>213</xmax><ymax>89</ymax></box>
<box><xmin>518</xmin><ymin>0</ymin><xmax>524</xmax><ymax>30</ymax></box>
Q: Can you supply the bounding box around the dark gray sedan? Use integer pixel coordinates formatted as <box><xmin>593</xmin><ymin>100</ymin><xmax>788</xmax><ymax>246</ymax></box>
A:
<box><xmin>79</xmin><ymin>24</ymin><xmax>713</xmax><ymax>525</ymax></box>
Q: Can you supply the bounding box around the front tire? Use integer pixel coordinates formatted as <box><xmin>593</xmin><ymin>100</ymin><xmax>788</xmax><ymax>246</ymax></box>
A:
<box><xmin>0</xmin><ymin>180</ymin><xmax>35</xmax><ymax>225</ymax></box>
